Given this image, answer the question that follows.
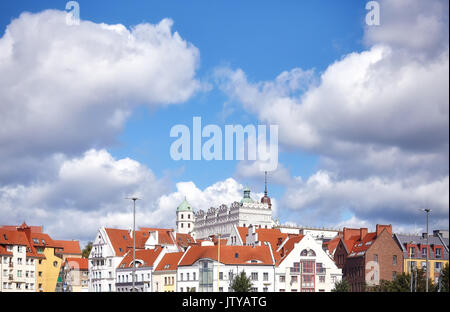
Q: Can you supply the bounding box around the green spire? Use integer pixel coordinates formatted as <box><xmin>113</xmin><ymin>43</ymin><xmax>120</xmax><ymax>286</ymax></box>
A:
<box><xmin>240</xmin><ymin>185</ymin><xmax>254</xmax><ymax>204</ymax></box>
<box><xmin>177</xmin><ymin>197</ymin><xmax>193</xmax><ymax>212</ymax></box>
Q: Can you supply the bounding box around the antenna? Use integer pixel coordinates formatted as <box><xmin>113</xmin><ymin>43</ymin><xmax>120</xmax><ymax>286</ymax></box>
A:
<box><xmin>264</xmin><ymin>171</ymin><xmax>268</xmax><ymax>196</ymax></box>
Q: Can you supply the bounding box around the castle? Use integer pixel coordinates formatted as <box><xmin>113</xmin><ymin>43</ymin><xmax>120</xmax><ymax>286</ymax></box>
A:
<box><xmin>176</xmin><ymin>173</ymin><xmax>276</xmax><ymax>239</ymax></box>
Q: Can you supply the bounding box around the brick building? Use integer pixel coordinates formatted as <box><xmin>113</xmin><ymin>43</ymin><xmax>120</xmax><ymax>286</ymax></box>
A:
<box><xmin>333</xmin><ymin>224</ymin><xmax>403</xmax><ymax>291</ymax></box>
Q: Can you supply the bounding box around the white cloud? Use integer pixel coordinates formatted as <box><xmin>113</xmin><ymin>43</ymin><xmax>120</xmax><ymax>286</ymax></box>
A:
<box><xmin>215</xmin><ymin>0</ymin><xmax>449</xmax><ymax>230</ymax></box>
<box><xmin>0</xmin><ymin>10</ymin><xmax>201</xmax><ymax>183</ymax></box>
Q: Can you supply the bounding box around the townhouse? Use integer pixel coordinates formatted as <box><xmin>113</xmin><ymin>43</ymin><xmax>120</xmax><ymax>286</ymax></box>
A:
<box><xmin>115</xmin><ymin>246</ymin><xmax>165</xmax><ymax>292</ymax></box>
<box><xmin>153</xmin><ymin>251</ymin><xmax>184</xmax><ymax>292</ymax></box>
<box><xmin>394</xmin><ymin>230</ymin><xmax>449</xmax><ymax>284</ymax></box>
<box><xmin>177</xmin><ymin>242</ymin><xmax>276</xmax><ymax>292</ymax></box>
<box><xmin>0</xmin><ymin>227</ymin><xmax>40</xmax><ymax>292</ymax></box>
<box><xmin>88</xmin><ymin>226</ymin><xmax>194</xmax><ymax>292</ymax></box>
<box><xmin>333</xmin><ymin>224</ymin><xmax>403</xmax><ymax>291</ymax></box>
<box><xmin>62</xmin><ymin>257</ymin><xmax>89</xmax><ymax>292</ymax></box>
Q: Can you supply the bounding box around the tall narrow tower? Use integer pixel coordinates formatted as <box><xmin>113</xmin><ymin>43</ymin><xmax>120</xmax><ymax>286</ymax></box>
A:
<box><xmin>260</xmin><ymin>171</ymin><xmax>272</xmax><ymax>209</ymax></box>
<box><xmin>176</xmin><ymin>197</ymin><xmax>194</xmax><ymax>234</ymax></box>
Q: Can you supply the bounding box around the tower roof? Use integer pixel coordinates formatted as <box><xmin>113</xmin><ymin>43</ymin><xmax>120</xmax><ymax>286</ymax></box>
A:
<box><xmin>177</xmin><ymin>197</ymin><xmax>193</xmax><ymax>212</ymax></box>
<box><xmin>240</xmin><ymin>185</ymin><xmax>254</xmax><ymax>204</ymax></box>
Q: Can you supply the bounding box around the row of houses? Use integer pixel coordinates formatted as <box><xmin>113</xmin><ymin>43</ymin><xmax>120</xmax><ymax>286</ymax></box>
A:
<box><xmin>87</xmin><ymin>223</ymin><xmax>450</xmax><ymax>292</ymax></box>
<box><xmin>0</xmin><ymin>222</ymin><xmax>87</xmax><ymax>292</ymax></box>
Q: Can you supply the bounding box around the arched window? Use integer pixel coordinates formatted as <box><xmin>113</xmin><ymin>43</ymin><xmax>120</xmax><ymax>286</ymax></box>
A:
<box><xmin>308</xmin><ymin>250</ymin><xmax>316</xmax><ymax>257</ymax></box>
<box><xmin>300</xmin><ymin>249</ymin><xmax>308</xmax><ymax>256</ymax></box>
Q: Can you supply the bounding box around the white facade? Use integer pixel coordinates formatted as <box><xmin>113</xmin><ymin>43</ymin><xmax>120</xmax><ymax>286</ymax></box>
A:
<box><xmin>177</xmin><ymin>260</ymin><xmax>275</xmax><ymax>293</ymax></box>
<box><xmin>276</xmin><ymin>225</ymin><xmax>339</xmax><ymax>244</ymax></box>
<box><xmin>274</xmin><ymin>234</ymin><xmax>342</xmax><ymax>292</ymax></box>
<box><xmin>115</xmin><ymin>248</ymin><xmax>166</xmax><ymax>292</ymax></box>
<box><xmin>194</xmin><ymin>201</ymin><xmax>275</xmax><ymax>240</ymax></box>
<box><xmin>1</xmin><ymin>245</ymin><xmax>36</xmax><ymax>292</ymax></box>
<box><xmin>88</xmin><ymin>227</ymin><xmax>124</xmax><ymax>292</ymax></box>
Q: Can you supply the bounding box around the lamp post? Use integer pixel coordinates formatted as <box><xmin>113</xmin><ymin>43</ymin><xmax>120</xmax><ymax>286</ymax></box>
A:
<box><xmin>217</xmin><ymin>233</ymin><xmax>221</xmax><ymax>292</ymax></box>
<box><xmin>422</xmin><ymin>208</ymin><xmax>431</xmax><ymax>292</ymax></box>
<box><xmin>126</xmin><ymin>197</ymin><xmax>141</xmax><ymax>292</ymax></box>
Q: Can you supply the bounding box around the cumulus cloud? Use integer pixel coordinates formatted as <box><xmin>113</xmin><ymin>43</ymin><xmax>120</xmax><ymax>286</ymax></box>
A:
<box><xmin>0</xmin><ymin>149</ymin><xmax>271</xmax><ymax>242</ymax></box>
<box><xmin>0</xmin><ymin>10</ymin><xmax>201</xmax><ymax>184</ymax></box>
<box><xmin>216</xmin><ymin>0</ymin><xmax>449</xmax><ymax>230</ymax></box>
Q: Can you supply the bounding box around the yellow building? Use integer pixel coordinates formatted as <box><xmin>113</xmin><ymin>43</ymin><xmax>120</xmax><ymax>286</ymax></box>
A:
<box><xmin>32</xmin><ymin>233</ymin><xmax>63</xmax><ymax>292</ymax></box>
<box><xmin>394</xmin><ymin>232</ymin><xmax>449</xmax><ymax>284</ymax></box>
<box><xmin>153</xmin><ymin>252</ymin><xmax>184</xmax><ymax>292</ymax></box>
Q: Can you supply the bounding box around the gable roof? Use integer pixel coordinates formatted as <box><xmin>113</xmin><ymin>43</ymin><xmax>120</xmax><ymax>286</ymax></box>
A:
<box><xmin>65</xmin><ymin>257</ymin><xmax>89</xmax><ymax>270</ymax></box>
<box><xmin>179</xmin><ymin>245</ymin><xmax>274</xmax><ymax>266</ymax></box>
<box><xmin>154</xmin><ymin>252</ymin><xmax>184</xmax><ymax>272</ymax></box>
<box><xmin>323</xmin><ymin>236</ymin><xmax>341</xmax><ymax>254</ymax></box>
<box><xmin>237</xmin><ymin>227</ymin><xmax>249</xmax><ymax>245</ymax></box>
<box><xmin>117</xmin><ymin>247</ymin><xmax>164</xmax><ymax>269</ymax></box>
<box><xmin>54</xmin><ymin>240</ymin><xmax>82</xmax><ymax>255</ymax></box>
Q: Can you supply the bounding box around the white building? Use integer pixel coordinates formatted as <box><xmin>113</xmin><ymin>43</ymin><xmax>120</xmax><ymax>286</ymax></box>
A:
<box><xmin>193</xmin><ymin>186</ymin><xmax>275</xmax><ymax>240</ymax></box>
<box><xmin>115</xmin><ymin>246</ymin><xmax>166</xmax><ymax>292</ymax></box>
<box><xmin>0</xmin><ymin>226</ymin><xmax>39</xmax><ymax>292</ymax></box>
<box><xmin>274</xmin><ymin>234</ymin><xmax>342</xmax><ymax>292</ymax></box>
<box><xmin>177</xmin><ymin>242</ymin><xmax>276</xmax><ymax>292</ymax></box>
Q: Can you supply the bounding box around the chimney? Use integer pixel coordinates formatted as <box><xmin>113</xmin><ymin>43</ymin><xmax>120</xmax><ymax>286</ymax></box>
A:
<box><xmin>376</xmin><ymin>224</ymin><xmax>392</xmax><ymax>237</ymax></box>
<box><xmin>343</xmin><ymin>228</ymin><xmax>360</xmax><ymax>241</ymax></box>
<box><xmin>360</xmin><ymin>228</ymin><xmax>368</xmax><ymax>240</ymax></box>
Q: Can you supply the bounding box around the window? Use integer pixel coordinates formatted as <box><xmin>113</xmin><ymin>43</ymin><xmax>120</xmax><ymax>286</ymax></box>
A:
<box><xmin>392</xmin><ymin>271</ymin><xmax>397</xmax><ymax>280</ymax></box>
<box><xmin>263</xmin><ymin>287</ymin><xmax>268</xmax><ymax>292</ymax></box>
<box><xmin>193</xmin><ymin>272</ymin><xmax>196</xmax><ymax>280</ymax></box>
<box><xmin>188</xmin><ymin>214</ymin><xmax>191</xmax><ymax>219</ymax></box>
<box><xmin>219</xmin><ymin>287</ymin><xmax>223</xmax><ymax>292</ymax></box>
<box><xmin>180</xmin><ymin>273</ymin><xmax>183</xmax><ymax>281</ymax></box>
<box><xmin>436</xmin><ymin>248</ymin><xmax>442</xmax><ymax>259</ymax></box>
<box><xmin>393</xmin><ymin>255</ymin><xmax>397</xmax><ymax>266</ymax></box>
<box><xmin>291</xmin><ymin>276</ymin><xmax>298</xmax><ymax>283</ymax></box>
<box><xmin>188</xmin><ymin>223</ymin><xmax>191</xmax><ymax>228</ymax></box>
<box><xmin>219</xmin><ymin>272</ymin><xmax>223</xmax><ymax>280</ymax></box>
<box><xmin>263</xmin><ymin>272</ymin><xmax>269</xmax><ymax>281</ymax></box>
<box><xmin>251</xmin><ymin>272</ymin><xmax>258</xmax><ymax>281</ymax></box>
<box><xmin>300</xmin><ymin>249</ymin><xmax>308</xmax><ymax>256</ymax></box>
<box><xmin>17</xmin><ymin>258</ymin><xmax>22</xmax><ymax>265</ymax></box>
<box><xmin>38</xmin><ymin>271</ymin><xmax>42</xmax><ymax>277</ymax></box>
<box><xmin>374</xmin><ymin>254</ymin><xmax>378</xmax><ymax>263</ymax></box>
<box><xmin>316</xmin><ymin>263</ymin><xmax>325</xmax><ymax>274</ymax></box>
<box><xmin>32</xmin><ymin>238</ymin><xmax>39</xmax><ymax>244</ymax></box>
<box><xmin>422</xmin><ymin>248</ymin><xmax>427</xmax><ymax>258</ymax></box>
<box><xmin>302</xmin><ymin>260</ymin><xmax>315</xmax><ymax>274</ymax></box>
<box><xmin>53</xmin><ymin>261</ymin><xmax>58</xmax><ymax>267</ymax></box>
<box><xmin>319</xmin><ymin>275</ymin><xmax>325</xmax><ymax>283</ymax></box>
<box><xmin>181</xmin><ymin>223</ymin><xmax>184</xmax><ymax>228</ymax></box>
<box><xmin>409</xmin><ymin>247</ymin><xmax>415</xmax><ymax>258</ymax></box>
<box><xmin>17</xmin><ymin>270</ymin><xmax>22</xmax><ymax>277</ymax></box>
<box><xmin>187</xmin><ymin>273</ymin><xmax>190</xmax><ymax>281</ymax></box>
<box><xmin>181</xmin><ymin>214</ymin><xmax>184</xmax><ymax>219</ymax></box>
<box><xmin>250</xmin><ymin>287</ymin><xmax>258</xmax><ymax>292</ymax></box>
<box><xmin>302</xmin><ymin>275</ymin><xmax>314</xmax><ymax>288</ymax></box>
<box><xmin>279</xmin><ymin>275</ymin><xmax>285</xmax><ymax>283</ymax></box>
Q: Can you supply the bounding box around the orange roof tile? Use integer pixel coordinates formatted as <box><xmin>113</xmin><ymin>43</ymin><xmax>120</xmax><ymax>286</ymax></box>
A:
<box><xmin>323</xmin><ymin>236</ymin><xmax>341</xmax><ymax>254</ymax></box>
<box><xmin>237</xmin><ymin>227</ymin><xmax>249</xmax><ymax>245</ymax></box>
<box><xmin>175</xmin><ymin>233</ymin><xmax>195</xmax><ymax>249</ymax></box>
<box><xmin>54</xmin><ymin>240</ymin><xmax>82</xmax><ymax>255</ymax></box>
<box><xmin>179</xmin><ymin>245</ymin><xmax>274</xmax><ymax>266</ymax></box>
<box><xmin>65</xmin><ymin>257</ymin><xmax>89</xmax><ymax>270</ymax></box>
<box><xmin>118</xmin><ymin>247</ymin><xmax>164</xmax><ymax>268</ymax></box>
<box><xmin>154</xmin><ymin>252</ymin><xmax>184</xmax><ymax>272</ymax></box>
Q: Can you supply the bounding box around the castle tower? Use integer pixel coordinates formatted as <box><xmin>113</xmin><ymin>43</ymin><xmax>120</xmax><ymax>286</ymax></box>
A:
<box><xmin>260</xmin><ymin>171</ymin><xmax>272</xmax><ymax>209</ymax></box>
<box><xmin>176</xmin><ymin>197</ymin><xmax>194</xmax><ymax>234</ymax></box>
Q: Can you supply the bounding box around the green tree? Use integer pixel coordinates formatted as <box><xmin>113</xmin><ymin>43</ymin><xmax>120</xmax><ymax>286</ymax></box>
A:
<box><xmin>368</xmin><ymin>268</ymin><xmax>437</xmax><ymax>292</ymax></box>
<box><xmin>331</xmin><ymin>278</ymin><xmax>350</xmax><ymax>292</ymax></box>
<box><xmin>82</xmin><ymin>241</ymin><xmax>92</xmax><ymax>258</ymax></box>
<box><xmin>230</xmin><ymin>271</ymin><xmax>253</xmax><ymax>292</ymax></box>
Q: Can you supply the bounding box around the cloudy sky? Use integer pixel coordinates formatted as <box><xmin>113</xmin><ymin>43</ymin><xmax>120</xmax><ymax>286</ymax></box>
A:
<box><xmin>0</xmin><ymin>0</ymin><xmax>448</xmax><ymax>247</ymax></box>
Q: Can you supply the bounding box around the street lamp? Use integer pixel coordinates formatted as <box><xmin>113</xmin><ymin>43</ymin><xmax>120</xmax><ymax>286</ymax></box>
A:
<box><xmin>126</xmin><ymin>196</ymin><xmax>141</xmax><ymax>292</ymax></box>
<box><xmin>422</xmin><ymin>208</ymin><xmax>431</xmax><ymax>292</ymax></box>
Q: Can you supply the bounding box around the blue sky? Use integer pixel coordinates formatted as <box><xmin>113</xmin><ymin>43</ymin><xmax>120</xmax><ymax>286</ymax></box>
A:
<box><xmin>0</xmin><ymin>0</ymin><xmax>448</xmax><ymax>242</ymax></box>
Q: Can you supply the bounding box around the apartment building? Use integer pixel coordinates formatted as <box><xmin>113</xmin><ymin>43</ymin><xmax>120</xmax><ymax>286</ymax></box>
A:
<box><xmin>153</xmin><ymin>251</ymin><xmax>184</xmax><ymax>292</ymax></box>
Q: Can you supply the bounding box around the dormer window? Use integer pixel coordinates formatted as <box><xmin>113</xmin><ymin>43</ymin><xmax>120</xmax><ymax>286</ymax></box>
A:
<box><xmin>436</xmin><ymin>248</ymin><xmax>442</xmax><ymax>259</ymax></box>
<box><xmin>33</xmin><ymin>238</ymin><xmax>39</xmax><ymax>244</ymax></box>
<box><xmin>235</xmin><ymin>253</ymin><xmax>239</xmax><ymax>258</ymax></box>
<box><xmin>3</xmin><ymin>234</ymin><xmax>8</xmax><ymax>240</ymax></box>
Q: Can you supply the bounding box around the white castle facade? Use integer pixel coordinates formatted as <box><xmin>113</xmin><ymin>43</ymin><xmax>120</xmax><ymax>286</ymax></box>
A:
<box><xmin>177</xmin><ymin>181</ymin><xmax>276</xmax><ymax>239</ymax></box>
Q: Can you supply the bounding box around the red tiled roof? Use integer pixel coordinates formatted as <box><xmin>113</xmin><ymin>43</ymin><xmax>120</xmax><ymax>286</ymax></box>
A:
<box><xmin>118</xmin><ymin>247</ymin><xmax>163</xmax><ymax>268</ymax></box>
<box><xmin>54</xmin><ymin>240</ymin><xmax>82</xmax><ymax>255</ymax></box>
<box><xmin>179</xmin><ymin>245</ymin><xmax>274</xmax><ymax>266</ymax></box>
<box><xmin>237</xmin><ymin>227</ymin><xmax>248</xmax><ymax>245</ymax></box>
<box><xmin>1</xmin><ymin>225</ymin><xmax>43</xmax><ymax>233</ymax></box>
<box><xmin>65</xmin><ymin>257</ymin><xmax>89</xmax><ymax>270</ymax></box>
<box><xmin>323</xmin><ymin>236</ymin><xmax>341</xmax><ymax>254</ymax></box>
<box><xmin>104</xmin><ymin>228</ymin><xmax>135</xmax><ymax>256</ymax></box>
<box><xmin>139</xmin><ymin>228</ymin><xmax>176</xmax><ymax>245</ymax></box>
<box><xmin>29</xmin><ymin>232</ymin><xmax>60</xmax><ymax>248</ymax></box>
<box><xmin>175</xmin><ymin>233</ymin><xmax>195</xmax><ymax>249</ymax></box>
<box><xmin>154</xmin><ymin>252</ymin><xmax>184</xmax><ymax>272</ymax></box>
<box><xmin>0</xmin><ymin>245</ymin><xmax>13</xmax><ymax>256</ymax></box>
<box><xmin>348</xmin><ymin>232</ymin><xmax>377</xmax><ymax>256</ymax></box>
<box><xmin>0</xmin><ymin>229</ymin><xmax>29</xmax><ymax>246</ymax></box>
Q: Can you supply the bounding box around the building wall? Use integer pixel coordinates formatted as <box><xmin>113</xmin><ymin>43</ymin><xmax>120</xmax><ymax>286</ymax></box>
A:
<box><xmin>365</xmin><ymin>229</ymin><xmax>403</xmax><ymax>287</ymax></box>
<box><xmin>177</xmin><ymin>261</ymin><xmax>275</xmax><ymax>293</ymax></box>
<box><xmin>37</xmin><ymin>247</ymin><xmax>62</xmax><ymax>292</ymax></box>
<box><xmin>116</xmin><ymin>267</ymin><xmax>153</xmax><ymax>292</ymax></box>
<box><xmin>1</xmin><ymin>246</ymin><xmax>36</xmax><ymax>292</ymax></box>
<box><xmin>153</xmin><ymin>271</ymin><xmax>176</xmax><ymax>292</ymax></box>
<box><xmin>275</xmin><ymin>235</ymin><xmax>342</xmax><ymax>292</ymax></box>
<box><xmin>404</xmin><ymin>258</ymin><xmax>449</xmax><ymax>284</ymax></box>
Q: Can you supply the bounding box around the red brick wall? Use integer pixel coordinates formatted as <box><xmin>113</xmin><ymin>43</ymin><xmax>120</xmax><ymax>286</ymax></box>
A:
<box><xmin>365</xmin><ymin>229</ymin><xmax>403</xmax><ymax>285</ymax></box>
